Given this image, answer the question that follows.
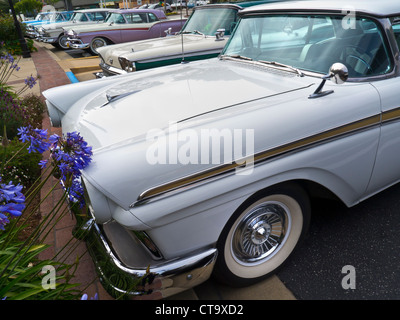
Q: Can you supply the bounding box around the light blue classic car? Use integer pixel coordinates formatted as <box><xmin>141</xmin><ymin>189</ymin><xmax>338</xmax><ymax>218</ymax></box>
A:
<box><xmin>24</xmin><ymin>11</ymin><xmax>73</xmax><ymax>38</ymax></box>
<box><xmin>43</xmin><ymin>0</ymin><xmax>400</xmax><ymax>299</ymax></box>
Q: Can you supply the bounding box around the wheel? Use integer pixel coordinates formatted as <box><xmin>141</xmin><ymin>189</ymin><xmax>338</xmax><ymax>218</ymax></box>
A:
<box><xmin>213</xmin><ymin>183</ymin><xmax>310</xmax><ymax>287</ymax></box>
<box><xmin>57</xmin><ymin>34</ymin><xmax>70</xmax><ymax>50</ymax></box>
<box><xmin>89</xmin><ymin>37</ymin><xmax>109</xmax><ymax>55</ymax></box>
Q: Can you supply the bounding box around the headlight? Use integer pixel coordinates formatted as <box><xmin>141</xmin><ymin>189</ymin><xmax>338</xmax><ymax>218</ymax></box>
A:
<box><xmin>118</xmin><ymin>57</ymin><xmax>136</xmax><ymax>72</ymax></box>
<box><xmin>37</xmin><ymin>27</ymin><xmax>48</xmax><ymax>36</ymax></box>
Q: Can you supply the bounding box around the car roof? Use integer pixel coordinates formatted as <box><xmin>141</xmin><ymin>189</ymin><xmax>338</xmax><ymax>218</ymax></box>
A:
<box><xmin>73</xmin><ymin>8</ymin><xmax>112</xmax><ymax>12</ymax></box>
<box><xmin>241</xmin><ymin>0</ymin><xmax>400</xmax><ymax>18</ymax></box>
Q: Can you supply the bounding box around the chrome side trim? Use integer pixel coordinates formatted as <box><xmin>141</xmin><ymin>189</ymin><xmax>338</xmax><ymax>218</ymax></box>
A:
<box><xmin>133</xmin><ymin>114</ymin><xmax>382</xmax><ymax>206</ymax></box>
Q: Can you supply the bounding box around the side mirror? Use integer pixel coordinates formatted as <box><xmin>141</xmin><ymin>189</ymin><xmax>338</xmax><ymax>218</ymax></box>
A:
<box><xmin>309</xmin><ymin>63</ymin><xmax>348</xmax><ymax>99</ymax></box>
<box><xmin>215</xmin><ymin>28</ymin><xmax>225</xmax><ymax>41</ymax></box>
<box><xmin>328</xmin><ymin>62</ymin><xmax>349</xmax><ymax>84</ymax></box>
<box><xmin>165</xmin><ymin>27</ymin><xmax>172</xmax><ymax>36</ymax></box>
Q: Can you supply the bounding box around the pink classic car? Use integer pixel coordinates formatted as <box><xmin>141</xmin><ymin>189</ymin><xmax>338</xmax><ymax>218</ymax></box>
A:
<box><xmin>64</xmin><ymin>9</ymin><xmax>186</xmax><ymax>54</ymax></box>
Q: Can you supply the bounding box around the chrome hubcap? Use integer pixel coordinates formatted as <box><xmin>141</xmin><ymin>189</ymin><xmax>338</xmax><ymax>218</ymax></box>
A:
<box><xmin>231</xmin><ymin>202</ymin><xmax>290</xmax><ymax>265</ymax></box>
<box><xmin>92</xmin><ymin>39</ymin><xmax>105</xmax><ymax>50</ymax></box>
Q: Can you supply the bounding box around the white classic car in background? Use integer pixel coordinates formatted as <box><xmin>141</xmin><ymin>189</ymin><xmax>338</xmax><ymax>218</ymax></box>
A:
<box><xmin>35</xmin><ymin>9</ymin><xmax>111</xmax><ymax>49</ymax></box>
<box><xmin>96</xmin><ymin>2</ymin><xmax>261</xmax><ymax>76</ymax></box>
<box><xmin>43</xmin><ymin>0</ymin><xmax>400</xmax><ymax>299</ymax></box>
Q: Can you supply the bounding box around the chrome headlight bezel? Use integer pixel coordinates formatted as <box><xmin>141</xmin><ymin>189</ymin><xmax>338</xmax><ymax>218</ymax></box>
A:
<box><xmin>66</xmin><ymin>29</ymin><xmax>76</xmax><ymax>38</ymax></box>
<box><xmin>118</xmin><ymin>57</ymin><xmax>136</xmax><ymax>72</ymax></box>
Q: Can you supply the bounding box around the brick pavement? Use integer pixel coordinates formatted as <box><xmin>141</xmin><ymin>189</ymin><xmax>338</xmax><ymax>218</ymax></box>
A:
<box><xmin>30</xmin><ymin>44</ymin><xmax>113</xmax><ymax>300</ymax></box>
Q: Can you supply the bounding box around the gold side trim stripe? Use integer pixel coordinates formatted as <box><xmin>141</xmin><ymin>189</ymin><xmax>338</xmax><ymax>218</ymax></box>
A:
<box><xmin>382</xmin><ymin>108</ymin><xmax>400</xmax><ymax>123</ymax></box>
<box><xmin>134</xmin><ymin>114</ymin><xmax>382</xmax><ymax>205</ymax></box>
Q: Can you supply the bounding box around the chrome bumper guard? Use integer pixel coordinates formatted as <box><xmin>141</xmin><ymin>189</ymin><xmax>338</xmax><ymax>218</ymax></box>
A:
<box><xmin>84</xmin><ymin>219</ymin><xmax>217</xmax><ymax>299</ymax></box>
<box><xmin>100</xmin><ymin>62</ymin><xmax>127</xmax><ymax>77</ymax></box>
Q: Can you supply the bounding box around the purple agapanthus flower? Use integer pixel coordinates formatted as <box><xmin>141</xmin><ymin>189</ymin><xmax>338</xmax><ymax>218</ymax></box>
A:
<box><xmin>18</xmin><ymin>126</ymin><xmax>50</xmax><ymax>154</ymax></box>
<box><xmin>24</xmin><ymin>75</ymin><xmax>36</xmax><ymax>89</ymax></box>
<box><xmin>50</xmin><ymin>132</ymin><xmax>92</xmax><ymax>208</ymax></box>
<box><xmin>0</xmin><ymin>179</ymin><xmax>26</xmax><ymax>230</ymax></box>
<box><xmin>16</xmin><ymin>126</ymin><xmax>93</xmax><ymax>211</ymax></box>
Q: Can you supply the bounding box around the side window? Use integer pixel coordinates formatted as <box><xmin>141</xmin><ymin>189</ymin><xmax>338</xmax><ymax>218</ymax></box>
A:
<box><xmin>126</xmin><ymin>14</ymin><xmax>144</xmax><ymax>23</ymax></box>
<box><xmin>80</xmin><ymin>14</ymin><xmax>88</xmax><ymax>22</ymax></box>
<box><xmin>94</xmin><ymin>12</ymin><xmax>105</xmax><ymax>21</ymax></box>
<box><xmin>100</xmin><ymin>12</ymin><xmax>108</xmax><ymax>20</ymax></box>
<box><xmin>148</xmin><ymin>13</ymin><xmax>158</xmax><ymax>23</ymax></box>
<box><xmin>392</xmin><ymin>18</ymin><xmax>400</xmax><ymax>50</ymax></box>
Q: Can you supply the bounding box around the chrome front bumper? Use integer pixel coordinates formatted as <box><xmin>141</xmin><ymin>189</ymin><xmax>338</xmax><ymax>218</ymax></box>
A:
<box><xmin>67</xmin><ymin>38</ymin><xmax>89</xmax><ymax>49</ymax></box>
<box><xmin>83</xmin><ymin>219</ymin><xmax>217</xmax><ymax>299</ymax></box>
<box><xmin>37</xmin><ymin>36</ymin><xmax>58</xmax><ymax>44</ymax></box>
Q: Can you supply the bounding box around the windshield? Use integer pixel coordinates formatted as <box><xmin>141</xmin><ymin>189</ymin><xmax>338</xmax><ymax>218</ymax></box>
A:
<box><xmin>35</xmin><ymin>13</ymin><xmax>52</xmax><ymax>21</ymax></box>
<box><xmin>182</xmin><ymin>8</ymin><xmax>238</xmax><ymax>36</ymax></box>
<box><xmin>105</xmin><ymin>13</ymin><xmax>126</xmax><ymax>24</ymax></box>
<box><xmin>222</xmin><ymin>14</ymin><xmax>392</xmax><ymax>78</ymax></box>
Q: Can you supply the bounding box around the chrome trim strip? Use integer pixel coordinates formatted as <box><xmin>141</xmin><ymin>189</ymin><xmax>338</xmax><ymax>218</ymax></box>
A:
<box><xmin>133</xmin><ymin>114</ymin><xmax>382</xmax><ymax>205</ymax></box>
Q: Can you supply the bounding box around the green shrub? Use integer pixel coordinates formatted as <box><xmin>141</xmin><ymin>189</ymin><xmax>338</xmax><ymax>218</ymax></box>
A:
<box><xmin>0</xmin><ymin>15</ymin><xmax>36</xmax><ymax>55</ymax></box>
<box><xmin>21</xmin><ymin>94</ymin><xmax>46</xmax><ymax>129</ymax></box>
<box><xmin>0</xmin><ymin>137</ymin><xmax>41</xmax><ymax>188</ymax></box>
<box><xmin>0</xmin><ymin>89</ymin><xmax>29</xmax><ymax>140</ymax></box>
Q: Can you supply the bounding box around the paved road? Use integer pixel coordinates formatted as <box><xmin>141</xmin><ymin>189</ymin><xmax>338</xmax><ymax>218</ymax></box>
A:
<box><xmin>278</xmin><ymin>183</ymin><xmax>400</xmax><ymax>299</ymax></box>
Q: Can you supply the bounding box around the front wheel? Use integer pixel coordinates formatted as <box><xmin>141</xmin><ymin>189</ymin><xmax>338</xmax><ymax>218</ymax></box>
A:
<box><xmin>57</xmin><ymin>34</ymin><xmax>70</xmax><ymax>50</ymax></box>
<box><xmin>89</xmin><ymin>37</ymin><xmax>109</xmax><ymax>55</ymax></box>
<box><xmin>213</xmin><ymin>184</ymin><xmax>310</xmax><ymax>287</ymax></box>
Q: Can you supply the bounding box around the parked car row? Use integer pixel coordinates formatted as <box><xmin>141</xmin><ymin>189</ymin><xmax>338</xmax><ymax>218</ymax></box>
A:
<box><xmin>96</xmin><ymin>3</ymin><xmax>248</xmax><ymax>76</ymax></box>
<box><xmin>42</xmin><ymin>0</ymin><xmax>400</xmax><ymax>300</ymax></box>
<box><xmin>31</xmin><ymin>8</ymin><xmax>185</xmax><ymax>53</ymax></box>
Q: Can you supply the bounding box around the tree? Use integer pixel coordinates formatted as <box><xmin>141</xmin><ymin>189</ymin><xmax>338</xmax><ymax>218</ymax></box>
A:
<box><xmin>14</xmin><ymin>0</ymin><xmax>43</xmax><ymax>16</ymax></box>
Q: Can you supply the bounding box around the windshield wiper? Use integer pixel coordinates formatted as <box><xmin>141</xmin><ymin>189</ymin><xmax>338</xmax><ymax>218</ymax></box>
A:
<box><xmin>220</xmin><ymin>55</ymin><xmax>304</xmax><ymax>76</ymax></box>
<box><xmin>258</xmin><ymin>60</ymin><xmax>304</xmax><ymax>77</ymax></box>
<box><xmin>180</xmin><ymin>30</ymin><xmax>204</xmax><ymax>35</ymax></box>
<box><xmin>220</xmin><ymin>54</ymin><xmax>253</xmax><ymax>61</ymax></box>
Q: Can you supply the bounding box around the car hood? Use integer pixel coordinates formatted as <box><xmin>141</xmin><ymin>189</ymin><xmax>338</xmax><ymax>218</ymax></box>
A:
<box><xmin>97</xmin><ymin>34</ymin><xmax>226</xmax><ymax>69</ymax></box>
<box><xmin>59</xmin><ymin>59</ymin><xmax>314</xmax><ymax>150</ymax></box>
<box><xmin>44</xmin><ymin>58</ymin><xmax>318</xmax><ymax>209</ymax></box>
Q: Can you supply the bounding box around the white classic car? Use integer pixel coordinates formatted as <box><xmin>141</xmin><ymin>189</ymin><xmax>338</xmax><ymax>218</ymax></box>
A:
<box><xmin>96</xmin><ymin>2</ymin><xmax>258</xmax><ymax>76</ymax></box>
<box><xmin>36</xmin><ymin>9</ymin><xmax>111</xmax><ymax>49</ymax></box>
<box><xmin>43</xmin><ymin>0</ymin><xmax>400</xmax><ymax>299</ymax></box>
